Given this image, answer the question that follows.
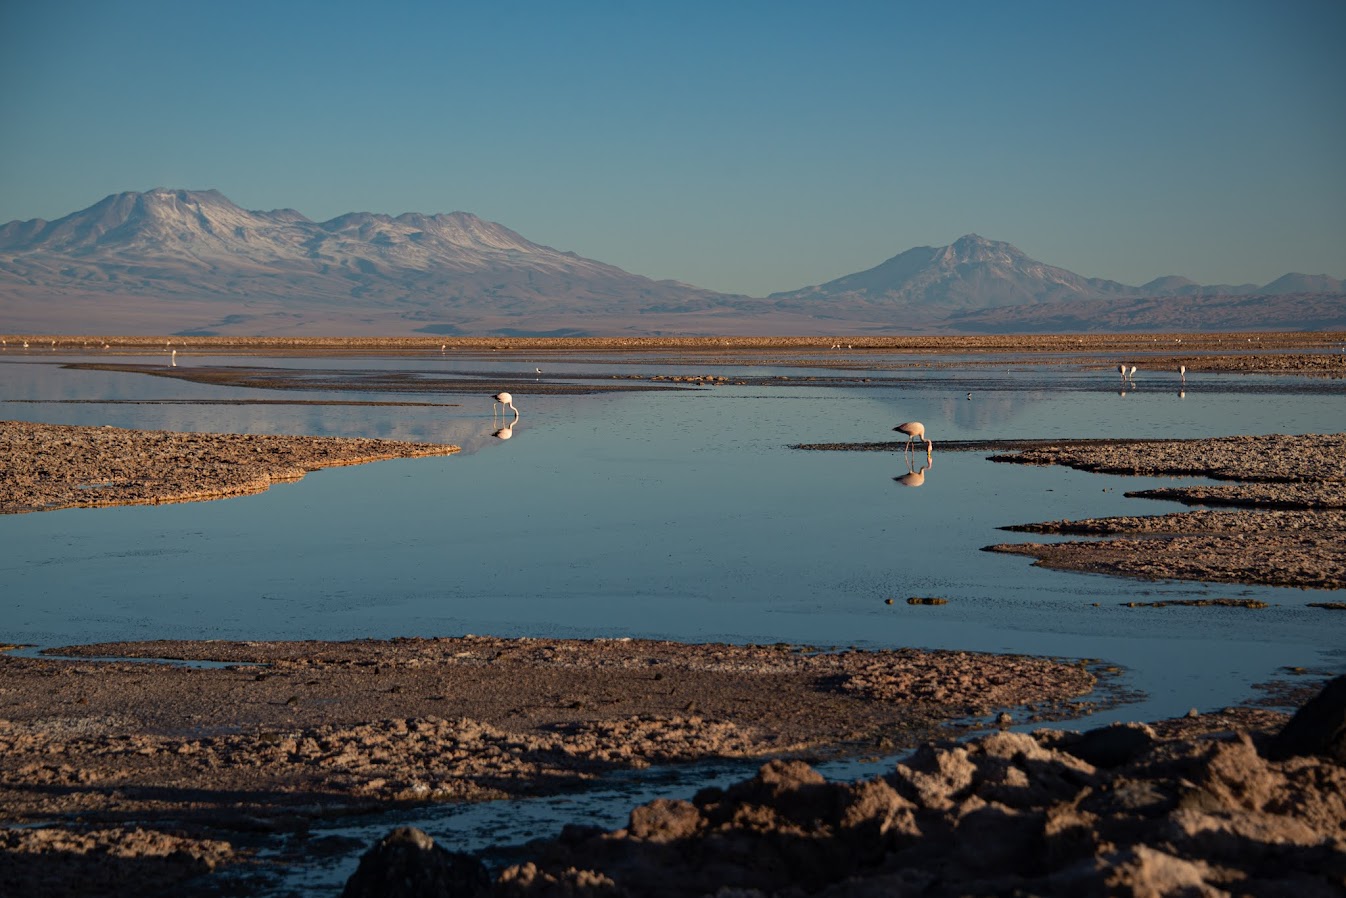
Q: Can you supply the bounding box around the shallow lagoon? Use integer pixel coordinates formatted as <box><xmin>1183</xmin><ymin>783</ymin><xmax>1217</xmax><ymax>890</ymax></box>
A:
<box><xmin>3</xmin><ymin>350</ymin><xmax>1343</xmax><ymax>727</ymax></box>
<box><xmin>4</xmin><ymin>350</ymin><xmax>1345</xmax><ymax>892</ymax></box>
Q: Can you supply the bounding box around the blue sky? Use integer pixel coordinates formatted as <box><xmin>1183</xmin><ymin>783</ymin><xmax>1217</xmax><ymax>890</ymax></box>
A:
<box><xmin>2</xmin><ymin>0</ymin><xmax>1342</xmax><ymax>295</ymax></box>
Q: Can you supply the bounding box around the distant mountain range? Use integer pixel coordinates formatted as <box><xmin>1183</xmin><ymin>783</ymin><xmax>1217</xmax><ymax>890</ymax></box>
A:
<box><xmin>1</xmin><ymin>189</ymin><xmax>1341</xmax><ymax>335</ymax></box>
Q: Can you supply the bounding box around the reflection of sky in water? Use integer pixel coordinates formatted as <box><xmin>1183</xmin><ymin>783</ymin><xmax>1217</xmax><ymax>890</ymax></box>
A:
<box><xmin>2</xmin><ymin>354</ymin><xmax>1344</xmax><ymax>730</ymax></box>
<box><xmin>4</xmin><ymin>352</ymin><xmax>1345</xmax><ymax>891</ymax></box>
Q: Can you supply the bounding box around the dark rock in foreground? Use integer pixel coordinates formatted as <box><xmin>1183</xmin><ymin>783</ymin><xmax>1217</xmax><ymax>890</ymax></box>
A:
<box><xmin>341</xmin><ymin>827</ymin><xmax>490</xmax><ymax>898</ymax></box>
<box><xmin>1266</xmin><ymin>675</ymin><xmax>1346</xmax><ymax>763</ymax></box>
<box><xmin>348</xmin><ymin>679</ymin><xmax>1346</xmax><ymax>896</ymax></box>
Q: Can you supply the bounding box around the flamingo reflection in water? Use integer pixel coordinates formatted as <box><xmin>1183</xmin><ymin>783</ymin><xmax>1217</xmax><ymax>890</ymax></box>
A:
<box><xmin>894</xmin><ymin>457</ymin><xmax>931</xmax><ymax>488</ymax></box>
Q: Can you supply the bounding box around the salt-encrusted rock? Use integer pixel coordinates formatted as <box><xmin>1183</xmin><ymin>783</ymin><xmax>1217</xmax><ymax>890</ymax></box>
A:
<box><xmin>626</xmin><ymin>799</ymin><xmax>701</xmax><ymax>843</ymax></box>
<box><xmin>486</xmin><ymin>687</ymin><xmax>1346</xmax><ymax>897</ymax></box>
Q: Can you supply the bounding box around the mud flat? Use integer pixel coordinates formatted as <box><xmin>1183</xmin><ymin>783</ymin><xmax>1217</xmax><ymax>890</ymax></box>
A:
<box><xmin>985</xmin><ymin>433</ymin><xmax>1346</xmax><ymax>590</ymax></box>
<box><xmin>0</xmin><ymin>637</ymin><xmax>1101</xmax><ymax>895</ymax></box>
<box><xmin>0</xmin><ymin>420</ymin><xmax>459</xmax><ymax>514</ymax></box>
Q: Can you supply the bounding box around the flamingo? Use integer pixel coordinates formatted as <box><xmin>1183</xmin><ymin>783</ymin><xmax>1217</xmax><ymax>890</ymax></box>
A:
<box><xmin>170</xmin><ymin>349</ymin><xmax>177</xmax><ymax>367</ymax></box>
<box><xmin>493</xmin><ymin>391</ymin><xmax>518</xmax><ymax>416</ymax></box>
<box><xmin>1180</xmin><ymin>364</ymin><xmax>1186</xmax><ymax>383</ymax></box>
<box><xmin>1129</xmin><ymin>365</ymin><xmax>1137</xmax><ymax>380</ymax></box>
<box><xmin>1118</xmin><ymin>364</ymin><xmax>1126</xmax><ymax>381</ymax></box>
<box><xmin>894</xmin><ymin>421</ymin><xmax>932</xmax><ymax>454</ymax></box>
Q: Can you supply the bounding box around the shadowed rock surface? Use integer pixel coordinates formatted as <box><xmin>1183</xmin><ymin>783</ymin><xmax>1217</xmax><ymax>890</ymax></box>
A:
<box><xmin>371</xmin><ymin>679</ymin><xmax>1346</xmax><ymax>897</ymax></box>
<box><xmin>341</xmin><ymin>827</ymin><xmax>490</xmax><ymax>898</ymax></box>
<box><xmin>0</xmin><ymin>828</ymin><xmax>233</xmax><ymax>898</ymax></box>
<box><xmin>1266</xmin><ymin>675</ymin><xmax>1346</xmax><ymax>763</ymax></box>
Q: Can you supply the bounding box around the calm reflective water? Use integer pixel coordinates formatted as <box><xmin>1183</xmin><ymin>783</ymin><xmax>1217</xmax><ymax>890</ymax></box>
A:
<box><xmin>4</xmin><ymin>350</ymin><xmax>1344</xmax><ymax>891</ymax></box>
<box><xmin>3</xmin><ymin>352</ymin><xmax>1344</xmax><ymax>725</ymax></box>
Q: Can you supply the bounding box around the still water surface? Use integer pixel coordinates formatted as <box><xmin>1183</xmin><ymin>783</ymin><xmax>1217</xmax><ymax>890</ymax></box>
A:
<box><xmin>3</xmin><ymin>350</ymin><xmax>1344</xmax><ymax>889</ymax></box>
<box><xmin>4</xmin><ymin>352</ymin><xmax>1343</xmax><ymax>723</ymax></box>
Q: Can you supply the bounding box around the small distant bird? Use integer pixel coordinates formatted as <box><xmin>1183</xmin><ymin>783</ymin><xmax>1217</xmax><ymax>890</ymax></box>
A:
<box><xmin>1129</xmin><ymin>365</ymin><xmax>1137</xmax><ymax>380</ymax></box>
<box><xmin>966</xmin><ymin>392</ymin><xmax>972</xmax><ymax>400</ymax></box>
<box><xmin>1118</xmin><ymin>364</ymin><xmax>1127</xmax><ymax>380</ymax></box>
<box><xmin>894</xmin><ymin>421</ymin><xmax>932</xmax><ymax>454</ymax></box>
<box><xmin>536</xmin><ymin>367</ymin><xmax>542</xmax><ymax>375</ymax></box>
<box><xmin>493</xmin><ymin>391</ymin><xmax>518</xmax><ymax>415</ymax></box>
<box><xmin>1179</xmin><ymin>364</ymin><xmax>1186</xmax><ymax>383</ymax></box>
<box><xmin>170</xmin><ymin>349</ymin><xmax>177</xmax><ymax>367</ymax></box>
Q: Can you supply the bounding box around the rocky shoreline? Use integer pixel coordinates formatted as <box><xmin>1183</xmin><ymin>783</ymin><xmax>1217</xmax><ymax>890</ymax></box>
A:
<box><xmin>0</xmin><ymin>636</ymin><xmax>1105</xmax><ymax>895</ymax></box>
<box><xmin>424</xmin><ymin>677</ymin><xmax>1343</xmax><ymax>898</ymax></box>
<box><xmin>5</xmin><ymin>640</ymin><xmax>1340</xmax><ymax>897</ymax></box>
<box><xmin>985</xmin><ymin>433</ymin><xmax>1346</xmax><ymax>590</ymax></box>
<box><xmin>0</xmin><ymin>420</ymin><xmax>459</xmax><ymax>514</ymax></box>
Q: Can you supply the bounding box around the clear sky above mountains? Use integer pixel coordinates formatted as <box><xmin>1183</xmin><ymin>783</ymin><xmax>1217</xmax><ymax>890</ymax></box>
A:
<box><xmin>1</xmin><ymin>0</ymin><xmax>1342</xmax><ymax>297</ymax></box>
